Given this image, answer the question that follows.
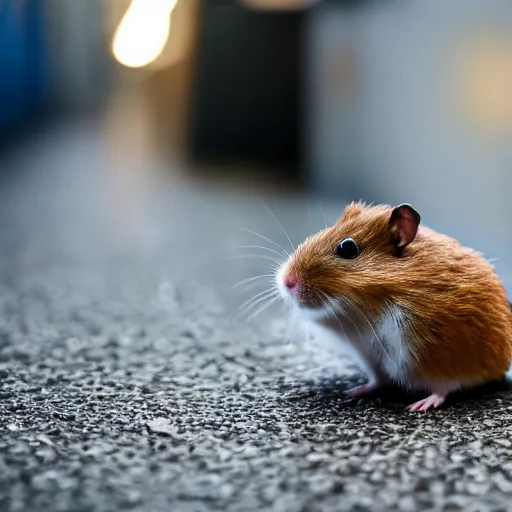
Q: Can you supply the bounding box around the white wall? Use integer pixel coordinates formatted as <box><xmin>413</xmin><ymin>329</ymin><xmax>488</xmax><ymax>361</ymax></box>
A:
<box><xmin>307</xmin><ymin>0</ymin><xmax>512</xmax><ymax>292</ymax></box>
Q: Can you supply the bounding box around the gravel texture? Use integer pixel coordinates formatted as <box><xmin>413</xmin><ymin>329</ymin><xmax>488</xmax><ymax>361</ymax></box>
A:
<box><xmin>1</xmin><ymin>121</ymin><xmax>512</xmax><ymax>512</ymax></box>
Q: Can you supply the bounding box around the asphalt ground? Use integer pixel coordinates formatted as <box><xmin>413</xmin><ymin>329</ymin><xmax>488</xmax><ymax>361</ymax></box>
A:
<box><xmin>1</xmin><ymin>120</ymin><xmax>512</xmax><ymax>512</ymax></box>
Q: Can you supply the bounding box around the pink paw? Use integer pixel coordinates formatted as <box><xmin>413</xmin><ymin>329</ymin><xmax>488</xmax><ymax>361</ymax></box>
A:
<box><xmin>345</xmin><ymin>383</ymin><xmax>380</xmax><ymax>397</ymax></box>
<box><xmin>407</xmin><ymin>393</ymin><xmax>446</xmax><ymax>412</ymax></box>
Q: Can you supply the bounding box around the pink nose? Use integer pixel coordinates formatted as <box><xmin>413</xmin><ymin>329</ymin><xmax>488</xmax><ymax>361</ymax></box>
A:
<box><xmin>284</xmin><ymin>274</ymin><xmax>300</xmax><ymax>295</ymax></box>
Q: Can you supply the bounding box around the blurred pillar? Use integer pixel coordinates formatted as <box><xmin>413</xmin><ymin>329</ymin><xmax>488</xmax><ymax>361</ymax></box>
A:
<box><xmin>187</xmin><ymin>0</ymin><xmax>303</xmax><ymax>176</ymax></box>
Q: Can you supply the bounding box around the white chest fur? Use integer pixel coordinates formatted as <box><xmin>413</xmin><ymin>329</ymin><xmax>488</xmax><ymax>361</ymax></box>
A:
<box><xmin>313</xmin><ymin>304</ymin><xmax>413</xmax><ymax>386</ymax></box>
<box><xmin>375</xmin><ymin>305</ymin><xmax>412</xmax><ymax>385</ymax></box>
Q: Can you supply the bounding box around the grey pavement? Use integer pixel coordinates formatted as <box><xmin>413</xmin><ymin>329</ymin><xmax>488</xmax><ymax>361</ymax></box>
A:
<box><xmin>1</xmin><ymin>119</ymin><xmax>512</xmax><ymax>512</ymax></box>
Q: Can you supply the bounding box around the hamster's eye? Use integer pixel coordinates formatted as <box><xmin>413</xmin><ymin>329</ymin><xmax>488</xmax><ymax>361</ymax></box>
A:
<box><xmin>336</xmin><ymin>238</ymin><xmax>360</xmax><ymax>259</ymax></box>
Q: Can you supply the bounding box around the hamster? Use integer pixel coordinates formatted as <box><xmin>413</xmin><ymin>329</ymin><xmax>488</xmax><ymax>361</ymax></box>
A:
<box><xmin>276</xmin><ymin>201</ymin><xmax>512</xmax><ymax>412</ymax></box>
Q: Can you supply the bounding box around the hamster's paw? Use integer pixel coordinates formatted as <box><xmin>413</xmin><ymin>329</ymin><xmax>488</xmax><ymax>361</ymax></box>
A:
<box><xmin>407</xmin><ymin>393</ymin><xmax>446</xmax><ymax>412</ymax></box>
<box><xmin>345</xmin><ymin>383</ymin><xmax>380</xmax><ymax>397</ymax></box>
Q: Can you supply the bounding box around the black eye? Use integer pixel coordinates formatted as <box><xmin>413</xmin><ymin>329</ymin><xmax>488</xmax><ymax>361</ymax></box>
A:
<box><xmin>336</xmin><ymin>238</ymin><xmax>360</xmax><ymax>259</ymax></box>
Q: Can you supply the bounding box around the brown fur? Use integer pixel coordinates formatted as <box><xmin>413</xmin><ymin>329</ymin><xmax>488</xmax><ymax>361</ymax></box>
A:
<box><xmin>285</xmin><ymin>201</ymin><xmax>512</xmax><ymax>384</ymax></box>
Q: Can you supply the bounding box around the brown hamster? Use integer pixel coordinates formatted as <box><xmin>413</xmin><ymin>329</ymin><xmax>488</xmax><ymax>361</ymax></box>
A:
<box><xmin>276</xmin><ymin>201</ymin><xmax>512</xmax><ymax>412</ymax></box>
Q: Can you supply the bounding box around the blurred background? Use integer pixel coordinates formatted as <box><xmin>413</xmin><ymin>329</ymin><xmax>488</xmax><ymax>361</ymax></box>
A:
<box><xmin>1</xmin><ymin>0</ymin><xmax>512</xmax><ymax>297</ymax></box>
<box><xmin>3</xmin><ymin>4</ymin><xmax>512</xmax><ymax>509</ymax></box>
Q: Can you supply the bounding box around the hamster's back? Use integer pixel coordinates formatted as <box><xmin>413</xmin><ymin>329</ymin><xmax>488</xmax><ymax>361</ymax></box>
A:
<box><xmin>398</xmin><ymin>225</ymin><xmax>512</xmax><ymax>383</ymax></box>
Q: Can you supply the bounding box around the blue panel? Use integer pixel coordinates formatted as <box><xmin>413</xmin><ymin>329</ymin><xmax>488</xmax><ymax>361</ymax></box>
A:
<box><xmin>0</xmin><ymin>0</ymin><xmax>48</xmax><ymax>138</ymax></box>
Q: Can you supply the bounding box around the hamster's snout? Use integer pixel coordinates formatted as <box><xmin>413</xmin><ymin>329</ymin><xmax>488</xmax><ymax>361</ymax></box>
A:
<box><xmin>277</xmin><ymin>260</ymin><xmax>326</xmax><ymax>314</ymax></box>
<box><xmin>277</xmin><ymin>262</ymin><xmax>298</xmax><ymax>295</ymax></box>
<box><xmin>277</xmin><ymin>266</ymin><xmax>326</xmax><ymax>318</ymax></box>
<box><xmin>283</xmin><ymin>274</ymin><xmax>300</xmax><ymax>295</ymax></box>
<box><xmin>278</xmin><ymin>267</ymin><xmax>301</xmax><ymax>301</ymax></box>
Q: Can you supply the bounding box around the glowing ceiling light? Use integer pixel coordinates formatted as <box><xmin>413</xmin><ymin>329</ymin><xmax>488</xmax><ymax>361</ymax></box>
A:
<box><xmin>112</xmin><ymin>0</ymin><xmax>179</xmax><ymax>69</ymax></box>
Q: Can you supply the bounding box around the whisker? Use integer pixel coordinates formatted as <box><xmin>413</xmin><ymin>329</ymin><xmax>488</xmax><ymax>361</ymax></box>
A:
<box><xmin>319</xmin><ymin>205</ymin><xmax>328</xmax><ymax>229</ymax></box>
<box><xmin>237</xmin><ymin>288</ymin><xmax>277</xmax><ymax>313</ymax></box>
<box><xmin>246</xmin><ymin>295</ymin><xmax>280</xmax><ymax>322</ymax></box>
<box><xmin>321</xmin><ymin>293</ymin><xmax>349</xmax><ymax>341</ymax></box>
<box><xmin>242</xmin><ymin>278</ymin><xmax>278</xmax><ymax>294</ymax></box>
<box><xmin>329</xmin><ymin>296</ymin><xmax>364</xmax><ymax>341</ymax></box>
<box><xmin>230</xmin><ymin>274</ymin><xmax>276</xmax><ymax>290</ymax></box>
<box><xmin>236</xmin><ymin>292</ymin><xmax>280</xmax><ymax>323</ymax></box>
<box><xmin>263</xmin><ymin>204</ymin><xmax>295</xmax><ymax>254</ymax></box>
<box><xmin>237</xmin><ymin>289</ymin><xmax>280</xmax><ymax>317</ymax></box>
<box><xmin>348</xmin><ymin>299</ymin><xmax>378</xmax><ymax>337</ymax></box>
<box><xmin>284</xmin><ymin>310</ymin><xmax>300</xmax><ymax>344</ymax></box>
<box><xmin>241</xmin><ymin>228</ymin><xmax>289</xmax><ymax>258</ymax></box>
<box><xmin>303</xmin><ymin>322</ymin><xmax>309</xmax><ymax>345</ymax></box>
<box><xmin>345</xmin><ymin>298</ymin><xmax>390</xmax><ymax>359</ymax></box>
<box><xmin>222</xmin><ymin>254</ymin><xmax>282</xmax><ymax>266</ymax></box>
<box><xmin>233</xmin><ymin>245</ymin><xmax>286</xmax><ymax>259</ymax></box>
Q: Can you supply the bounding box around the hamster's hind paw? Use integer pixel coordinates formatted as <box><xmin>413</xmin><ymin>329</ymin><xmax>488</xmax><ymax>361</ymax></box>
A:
<box><xmin>407</xmin><ymin>393</ymin><xmax>446</xmax><ymax>412</ymax></box>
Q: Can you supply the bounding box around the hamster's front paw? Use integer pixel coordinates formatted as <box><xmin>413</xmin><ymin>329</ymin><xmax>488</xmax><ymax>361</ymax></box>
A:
<box><xmin>345</xmin><ymin>383</ymin><xmax>381</xmax><ymax>397</ymax></box>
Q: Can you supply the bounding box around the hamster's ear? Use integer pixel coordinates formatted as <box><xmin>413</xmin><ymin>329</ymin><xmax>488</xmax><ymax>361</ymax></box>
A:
<box><xmin>388</xmin><ymin>204</ymin><xmax>421</xmax><ymax>253</ymax></box>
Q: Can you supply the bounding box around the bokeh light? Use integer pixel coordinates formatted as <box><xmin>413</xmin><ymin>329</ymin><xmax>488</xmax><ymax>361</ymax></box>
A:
<box><xmin>112</xmin><ymin>0</ymin><xmax>179</xmax><ymax>69</ymax></box>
